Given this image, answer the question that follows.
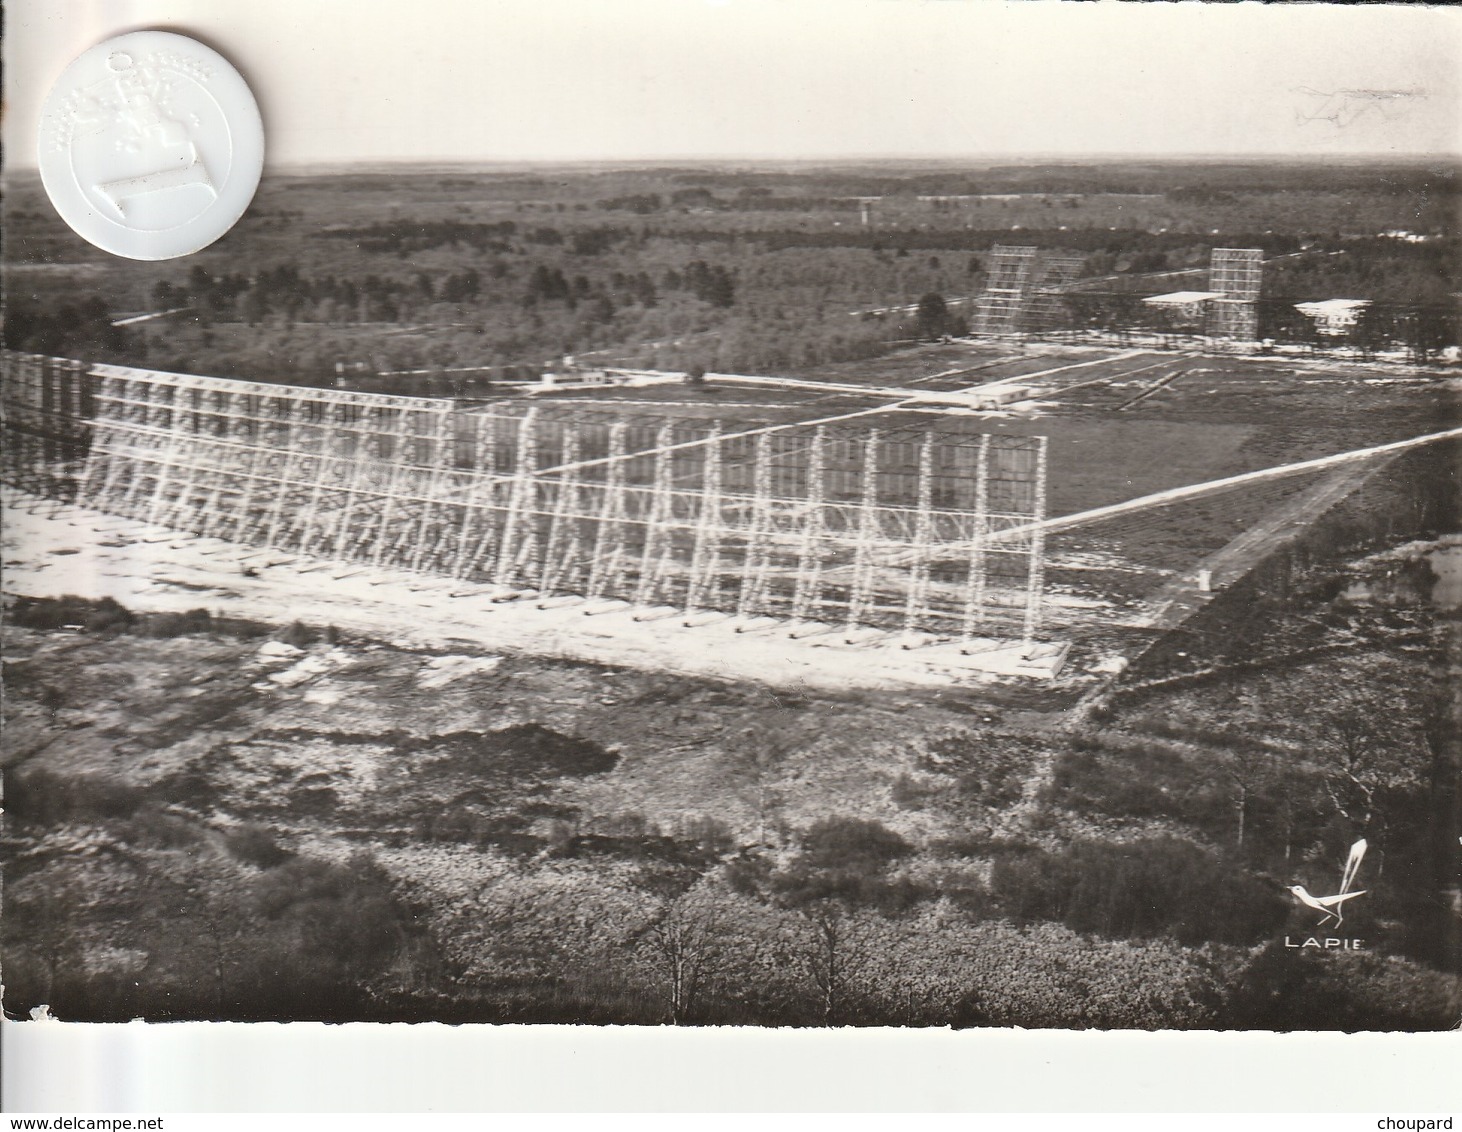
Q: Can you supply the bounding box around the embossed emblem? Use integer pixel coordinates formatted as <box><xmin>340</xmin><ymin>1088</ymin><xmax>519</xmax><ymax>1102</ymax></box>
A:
<box><xmin>38</xmin><ymin>31</ymin><xmax>263</xmax><ymax>260</ymax></box>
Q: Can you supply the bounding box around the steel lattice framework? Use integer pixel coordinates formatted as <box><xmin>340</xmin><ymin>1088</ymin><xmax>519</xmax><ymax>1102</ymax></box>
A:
<box><xmin>2</xmin><ymin>354</ymin><xmax>1051</xmax><ymax>642</ymax></box>
<box><xmin>973</xmin><ymin>246</ymin><xmax>1085</xmax><ymax>337</ymax></box>
<box><xmin>1208</xmin><ymin>247</ymin><xmax>1263</xmax><ymax>340</ymax></box>
<box><xmin>1208</xmin><ymin>248</ymin><xmax>1263</xmax><ymax>299</ymax></box>
<box><xmin>1025</xmin><ymin>252</ymin><xmax>1087</xmax><ymax>335</ymax></box>
<box><xmin>0</xmin><ymin>352</ymin><xmax>92</xmax><ymax>500</ymax></box>
<box><xmin>972</xmin><ymin>245</ymin><xmax>1039</xmax><ymax>335</ymax></box>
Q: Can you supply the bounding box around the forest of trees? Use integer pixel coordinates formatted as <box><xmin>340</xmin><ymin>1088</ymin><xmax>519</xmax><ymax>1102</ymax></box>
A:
<box><xmin>2</xmin><ymin>159</ymin><xmax>1456</xmax><ymax>385</ymax></box>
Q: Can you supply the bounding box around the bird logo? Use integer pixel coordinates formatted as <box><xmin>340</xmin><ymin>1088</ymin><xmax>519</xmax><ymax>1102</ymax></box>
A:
<box><xmin>1289</xmin><ymin>838</ymin><xmax>1368</xmax><ymax>928</ymax></box>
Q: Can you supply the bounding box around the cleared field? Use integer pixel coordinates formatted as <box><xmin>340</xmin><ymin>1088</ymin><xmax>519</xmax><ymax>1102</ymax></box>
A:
<box><xmin>555</xmin><ymin>346</ymin><xmax>1456</xmax><ymax>502</ymax></box>
<box><xmin>4</xmin><ymin>525</ymin><xmax>1455</xmax><ymax>1026</ymax></box>
<box><xmin>703</xmin><ymin>350</ymin><xmax>1457</xmax><ymax>626</ymax></box>
<box><xmin>542</xmin><ymin>346</ymin><xmax>1460</xmax><ymax>597</ymax></box>
<box><xmin>466</xmin><ymin>343</ymin><xmax>1462</xmax><ymax>641</ymax></box>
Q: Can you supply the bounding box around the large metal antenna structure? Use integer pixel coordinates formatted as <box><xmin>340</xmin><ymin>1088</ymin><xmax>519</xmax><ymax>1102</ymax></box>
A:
<box><xmin>972</xmin><ymin>245</ymin><xmax>1039</xmax><ymax>336</ymax></box>
<box><xmin>1208</xmin><ymin>247</ymin><xmax>1263</xmax><ymax>340</ymax></box>
<box><xmin>2</xmin><ymin>353</ymin><xmax>1052</xmax><ymax>646</ymax></box>
<box><xmin>972</xmin><ymin>246</ymin><xmax>1085</xmax><ymax>337</ymax></box>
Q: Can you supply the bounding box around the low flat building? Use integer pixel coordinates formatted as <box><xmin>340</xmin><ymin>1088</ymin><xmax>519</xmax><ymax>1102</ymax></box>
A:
<box><xmin>1294</xmin><ymin>298</ymin><xmax>1371</xmax><ymax>336</ymax></box>
<box><xmin>1142</xmin><ymin>290</ymin><xmax>1226</xmax><ymax>321</ymax></box>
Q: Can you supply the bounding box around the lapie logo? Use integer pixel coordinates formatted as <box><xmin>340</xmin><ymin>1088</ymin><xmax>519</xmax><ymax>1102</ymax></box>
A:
<box><xmin>1285</xmin><ymin>838</ymin><xmax>1368</xmax><ymax>951</ymax></box>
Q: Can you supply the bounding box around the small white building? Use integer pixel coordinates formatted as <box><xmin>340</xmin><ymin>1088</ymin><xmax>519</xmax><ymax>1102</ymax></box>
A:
<box><xmin>1294</xmin><ymin>298</ymin><xmax>1371</xmax><ymax>336</ymax></box>
<box><xmin>1142</xmin><ymin>290</ymin><xmax>1225</xmax><ymax>321</ymax></box>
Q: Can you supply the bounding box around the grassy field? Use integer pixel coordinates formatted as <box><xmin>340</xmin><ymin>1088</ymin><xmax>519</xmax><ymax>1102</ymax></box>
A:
<box><xmin>540</xmin><ymin>342</ymin><xmax>1461</xmax><ymax>623</ymax></box>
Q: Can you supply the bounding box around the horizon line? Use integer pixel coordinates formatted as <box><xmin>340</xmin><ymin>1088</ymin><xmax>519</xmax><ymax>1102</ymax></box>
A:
<box><xmin>5</xmin><ymin>151</ymin><xmax>1460</xmax><ymax>176</ymax></box>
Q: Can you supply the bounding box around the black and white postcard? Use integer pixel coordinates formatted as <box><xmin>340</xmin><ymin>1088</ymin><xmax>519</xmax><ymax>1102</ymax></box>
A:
<box><xmin>2</xmin><ymin>0</ymin><xmax>1459</xmax><ymax>1112</ymax></box>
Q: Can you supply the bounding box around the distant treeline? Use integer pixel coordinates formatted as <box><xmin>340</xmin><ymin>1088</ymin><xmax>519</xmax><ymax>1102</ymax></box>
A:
<box><xmin>3</xmin><ymin>298</ymin><xmax>142</xmax><ymax>363</ymax></box>
<box><xmin>261</xmin><ymin>161</ymin><xmax>1458</xmax><ymax>203</ymax></box>
<box><xmin>727</xmin><ymin>226</ymin><xmax>1301</xmax><ymax>256</ymax></box>
<box><xmin>308</xmin><ymin>212</ymin><xmax>1454</xmax><ymax>308</ymax></box>
<box><xmin>662</xmin><ymin>162</ymin><xmax>1457</xmax><ymax>199</ymax></box>
<box><xmin>320</xmin><ymin>219</ymin><xmax>520</xmax><ymax>255</ymax></box>
<box><xmin>309</xmin><ymin>216</ymin><xmax>1297</xmax><ymax>261</ymax></box>
<box><xmin>1264</xmin><ymin>237</ymin><xmax>1457</xmax><ymax>305</ymax></box>
<box><xmin>140</xmin><ymin>257</ymin><xmax>732</xmax><ymax>325</ymax></box>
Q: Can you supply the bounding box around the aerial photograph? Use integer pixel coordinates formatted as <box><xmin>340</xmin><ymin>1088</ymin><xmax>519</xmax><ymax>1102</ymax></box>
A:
<box><xmin>2</xmin><ymin>0</ymin><xmax>1459</xmax><ymax>1034</ymax></box>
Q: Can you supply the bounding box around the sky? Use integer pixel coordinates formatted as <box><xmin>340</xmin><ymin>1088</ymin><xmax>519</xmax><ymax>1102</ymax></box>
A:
<box><xmin>4</xmin><ymin>0</ymin><xmax>1460</xmax><ymax>167</ymax></box>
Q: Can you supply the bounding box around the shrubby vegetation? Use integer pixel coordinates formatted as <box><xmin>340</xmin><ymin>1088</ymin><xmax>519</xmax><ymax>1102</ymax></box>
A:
<box><xmin>988</xmin><ymin>837</ymin><xmax>1286</xmax><ymax>946</ymax></box>
<box><xmin>5</xmin><ymin>594</ymin><xmax>286</xmax><ymax>641</ymax></box>
<box><xmin>4</xmin><ymin>823</ymin><xmax>427</xmax><ymax>1020</ymax></box>
<box><xmin>5</xmin><ymin>548</ymin><xmax>1455</xmax><ymax>1028</ymax></box>
<box><xmin>4</xmin><ymin>297</ymin><xmax>144</xmax><ymax>364</ymax></box>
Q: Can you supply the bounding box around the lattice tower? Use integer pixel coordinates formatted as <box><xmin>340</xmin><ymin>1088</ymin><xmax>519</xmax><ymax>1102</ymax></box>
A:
<box><xmin>1208</xmin><ymin>247</ymin><xmax>1263</xmax><ymax>340</ymax></box>
<box><xmin>3</xmin><ymin>354</ymin><xmax>1052</xmax><ymax>644</ymax></box>
<box><xmin>973</xmin><ymin>245</ymin><xmax>1038</xmax><ymax>336</ymax></box>
<box><xmin>1024</xmin><ymin>252</ymin><xmax>1087</xmax><ymax>334</ymax></box>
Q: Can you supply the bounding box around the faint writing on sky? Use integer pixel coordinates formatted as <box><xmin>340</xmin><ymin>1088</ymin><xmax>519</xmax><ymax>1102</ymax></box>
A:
<box><xmin>1293</xmin><ymin>86</ymin><xmax>1428</xmax><ymax>130</ymax></box>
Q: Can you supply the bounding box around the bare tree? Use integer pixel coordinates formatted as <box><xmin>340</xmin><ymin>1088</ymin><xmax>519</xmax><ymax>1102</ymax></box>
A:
<box><xmin>1294</xmin><ymin>682</ymin><xmax>1433</xmax><ymax>875</ymax></box>
<box><xmin>11</xmin><ymin>861</ymin><xmax>88</xmax><ymax>1009</ymax></box>
<box><xmin>730</xmin><ymin>711</ymin><xmax>816</xmax><ymax>847</ymax></box>
<box><xmin>914</xmin><ymin>292</ymin><xmax>948</xmax><ymax>339</ymax></box>
<box><xmin>795</xmin><ymin>901</ymin><xmax>872</xmax><ymax>1025</ymax></box>
<box><xmin>1223</xmin><ymin>744</ymin><xmax>1277</xmax><ymax>851</ymax></box>
<box><xmin>1312</xmin><ymin>701</ymin><xmax>1424</xmax><ymax>831</ymax></box>
<box><xmin>637</xmin><ymin>895</ymin><xmax>722</xmax><ymax>1025</ymax></box>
